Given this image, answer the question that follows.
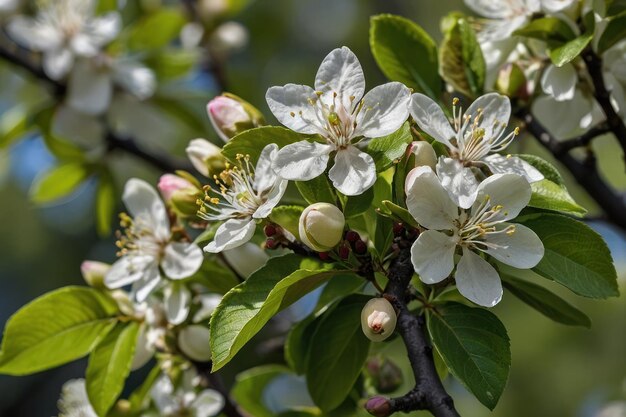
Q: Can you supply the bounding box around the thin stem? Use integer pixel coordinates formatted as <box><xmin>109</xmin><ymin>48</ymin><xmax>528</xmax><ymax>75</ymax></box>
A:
<box><xmin>556</xmin><ymin>122</ymin><xmax>611</xmax><ymax>154</ymax></box>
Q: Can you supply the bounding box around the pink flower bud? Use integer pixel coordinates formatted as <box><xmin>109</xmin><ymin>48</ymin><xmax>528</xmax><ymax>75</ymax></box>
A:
<box><xmin>365</xmin><ymin>396</ymin><xmax>392</xmax><ymax>417</ymax></box>
<box><xmin>80</xmin><ymin>261</ymin><xmax>110</xmax><ymax>288</ymax></box>
<box><xmin>207</xmin><ymin>96</ymin><xmax>251</xmax><ymax>142</ymax></box>
<box><xmin>158</xmin><ymin>174</ymin><xmax>195</xmax><ymax>202</ymax></box>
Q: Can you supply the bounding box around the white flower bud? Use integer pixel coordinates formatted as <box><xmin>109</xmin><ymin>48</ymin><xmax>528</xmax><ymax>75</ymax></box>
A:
<box><xmin>298</xmin><ymin>203</ymin><xmax>345</xmax><ymax>252</ymax></box>
<box><xmin>211</xmin><ymin>21</ymin><xmax>249</xmax><ymax>54</ymax></box>
<box><xmin>80</xmin><ymin>261</ymin><xmax>110</xmax><ymax>288</ymax></box>
<box><xmin>222</xmin><ymin>243</ymin><xmax>269</xmax><ymax>278</ymax></box>
<box><xmin>185</xmin><ymin>138</ymin><xmax>224</xmax><ymax>177</ymax></box>
<box><xmin>361</xmin><ymin>298</ymin><xmax>397</xmax><ymax>342</ymax></box>
<box><xmin>408</xmin><ymin>141</ymin><xmax>437</xmax><ymax>170</ymax></box>
<box><xmin>207</xmin><ymin>94</ymin><xmax>264</xmax><ymax>142</ymax></box>
<box><xmin>178</xmin><ymin>325</ymin><xmax>212</xmax><ymax>362</ymax></box>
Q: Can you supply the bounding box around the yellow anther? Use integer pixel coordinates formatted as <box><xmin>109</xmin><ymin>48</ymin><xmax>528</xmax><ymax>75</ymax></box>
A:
<box><xmin>452</xmin><ymin>97</ymin><xmax>459</xmax><ymax>105</ymax></box>
<box><xmin>290</xmin><ymin>111</ymin><xmax>295</xmax><ymax>117</ymax></box>
<box><xmin>514</xmin><ymin>127</ymin><xmax>520</xmax><ymax>135</ymax></box>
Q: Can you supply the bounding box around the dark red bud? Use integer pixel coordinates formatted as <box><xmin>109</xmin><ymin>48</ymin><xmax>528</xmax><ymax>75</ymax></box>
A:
<box><xmin>264</xmin><ymin>224</ymin><xmax>277</xmax><ymax>237</ymax></box>
<box><xmin>339</xmin><ymin>245</ymin><xmax>350</xmax><ymax>259</ymax></box>
<box><xmin>365</xmin><ymin>396</ymin><xmax>392</xmax><ymax>417</ymax></box>
<box><xmin>392</xmin><ymin>222</ymin><xmax>404</xmax><ymax>236</ymax></box>
<box><xmin>319</xmin><ymin>251</ymin><xmax>331</xmax><ymax>261</ymax></box>
<box><xmin>354</xmin><ymin>240</ymin><xmax>368</xmax><ymax>255</ymax></box>
<box><xmin>265</xmin><ymin>238</ymin><xmax>277</xmax><ymax>249</ymax></box>
<box><xmin>345</xmin><ymin>230</ymin><xmax>360</xmax><ymax>243</ymax></box>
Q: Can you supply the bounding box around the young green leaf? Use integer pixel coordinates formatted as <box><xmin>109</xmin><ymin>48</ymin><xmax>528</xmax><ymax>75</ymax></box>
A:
<box><xmin>0</xmin><ymin>287</ymin><xmax>118</xmax><ymax>375</ymax></box>
<box><xmin>343</xmin><ymin>186</ymin><xmax>375</xmax><ymax>218</ymax></box>
<box><xmin>269</xmin><ymin>205</ymin><xmax>305</xmax><ymax>238</ymax></box>
<box><xmin>30</xmin><ymin>163</ymin><xmax>91</xmax><ymax>204</ymax></box>
<box><xmin>501</xmin><ymin>274</ymin><xmax>591</xmax><ymax>327</ymax></box>
<box><xmin>365</xmin><ymin>122</ymin><xmax>412</xmax><ymax>172</ymax></box>
<box><xmin>306</xmin><ymin>295</ymin><xmax>371</xmax><ymax>411</ymax></box>
<box><xmin>513</xmin><ymin>17</ymin><xmax>576</xmax><ymax>43</ymax></box>
<box><xmin>517</xmin><ymin>154</ymin><xmax>565</xmax><ymax>185</ymax></box>
<box><xmin>518</xmin><ymin>213</ymin><xmax>619</xmax><ymax>298</ymax></box>
<box><xmin>223</xmin><ymin>126</ymin><xmax>321</xmax><ymax>164</ymax></box>
<box><xmin>127</xmin><ymin>8</ymin><xmax>187</xmax><ymax>50</ymax></box>
<box><xmin>86</xmin><ymin>322</ymin><xmax>140</xmax><ymax>417</ymax></box>
<box><xmin>95</xmin><ymin>170</ymin><xmax>116</xmax><ymax>237</ymax></box>
<box><xmin>528</xmin><ymin>179</ymin><xmax>586</xmax><ymax>216</ymax></box>
<box><xmin>439</xmin><ymin>14</ymin><xmax>485</xmax><ymax>97</ymax></box>
<box><xmin>549</xmin><ymin>12</ymin><xmax>595</xmax><ymax>67</ymax></box>
<box><xmin>210</xmin><ymin>254</ymin><xmax>353</xmax><ymax>371</ymax></box>
<box><xmin>597</xmin><ymin>11</ymin><xmax>626</xmax><ymax>53</ymax></box>
<box><xmin>0</xmin><ymin>106</ymin><xmax>30</xmax><ymax>148</ymax></box>
<box><xmin>428</xmin><ymin>302</ymin><xmax>510</xmax><ymax>410</ymax></box>
<box><xmin>296</xmin><ymin>175</ymin><xmax>336</xmax><ymax>205</ymax></box>
<box><xmin>188</xmin><ymin>259</ymin><xmax>240</xmax><ymax>295</ymax></box>
<box><xmin>370</xmin><ymin>14</ymin><xmax>441</xmax><ymax>98</ymax></box>
<box><xmin>232</xmin><ymin>365</ymin><xmax>291</xmax><ymax>417</ymax></box>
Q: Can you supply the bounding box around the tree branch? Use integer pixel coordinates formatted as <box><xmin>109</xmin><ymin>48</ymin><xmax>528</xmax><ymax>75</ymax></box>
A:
<box><xmin>582</xmin><ymin>49</ymin><xmax>626</xmax><ymax>163</ymax></box>
<box><xmin>556</xmin><ymin>122</ymin><xmax>611</xmax><ymax>154</ymax></box>
<box><xmin>0</xmin><ymin>41</ymin><xmax>65</xmax><ymax>95</ymax></box>
<box><xmin>106</xmin><ymin>132</ymin><xmax>192</xmax><ymax>173</ymax></box>
<box><xmin>376</xmin><ymin>245</ymin><xmax>460</xmax><ymax>417</ymax></box>
<box><xmin>516</xmin><ymin>108</ymin><xmax>626</xmax><ymax>231</ymax></box>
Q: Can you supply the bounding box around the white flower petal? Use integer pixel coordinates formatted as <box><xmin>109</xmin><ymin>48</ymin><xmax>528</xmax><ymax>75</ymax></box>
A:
<box><xmin>266</xmin><ymin>84</ymin><xmax>322</xmax><ymax>134</ymax></box>
<box><xmin>405</xmin><ymin>166</ymin><xmax>458</xmax><ymax>230</ymax></box>
<box><xmin>328</xmin><ymin>146</ymin><xmax>376</xmax><ymax>196</ymax></box>
<box><xmin>84</xmin><ymin>12</ymin><xmax>122</xmax><ymax>47</ymax></box>
<box><xmin>409</xmin><ymin>93</ymin><xmax>456</xmax><ymax>148</ymax></box>
<box><xmin>411</xmin><ymin>230</ymin><xmax>457</xmax><ymax>284</ymax></box>
<box><xmin>473</xmin><ymin>173</ymin><xmax>531</xmax><ymax>221</ymax></box>
<box><xmin>6</xmin><ymin>17</ymin><xmax>62</xmax><ymax>51</ymax></box>
<box><xmin>314</xmin><ymin>46</ymin><xmax>365</xmax><ymax>106</ymax></box>
<box><xmin>483</xmin><ymin>154</ymin><xmax>544</xmax><ymax>182</ymax></box>
<box><xmin>162</xmin><ymin>242</ymin><xmax>204</xmax><ymax>279</ymax></box>
<box><xmin>455</xmin><ymin>248</ymin><xmax>503</xmax><ymax>307</ymax></box>
<box><xmin>531</xmin><ymin>91</ymin><xmax>596</xmax><ymax>138</ymax></box>
<box><xmin>66</xmin><ymin>59</ymin><xmax>113</xmax><ymax>115</ymax></box>
<box><xmin>204</xmin><ymin>218</ymin><xmax>256</xmax><ymax>253</ymax></box>
<box><xmin>104</xmin><ymin>255</ymin><xmax>154</xmax><ymax>289</ymax></box>
<box><xmin>484</xmin><ymin>223</ymin><xmax>544</xmax><ymax>269</ymax></box>
<box><xmin>51</xmin><ymin>105</ymin><xmax>105</xmax><ymax>149</ymax></box>
<box><xmin>43</xmin><ymin>48</ymin><xmax>74</xmax><ymax>80</ymax></box>
<box><xmin>254</xmin><ymin>143</ymin><xmax>280</xmax><ymax>194</ymax></box>
<box><xmin>272</xmin><ymin>141</ymin><xmax>332</xmax><ymax>181</ymax></box>
<box><xmin>130</xmin><ymin>324</ymin><xmax>154</xmax><ymax>370</ymax></box>
<box><xmin>193</xmin><ymin>293</ymin><xmax>224</xmax><ymax>322</ymax></box>
<box><xmin>113</xmin><ymin>61</ymin><xmax>157</xmax><ymax>100</ymax></box>
<box><xmin>353</xmin><ymin>82</ymin><xmax>411</xmax><ymax>138</ymax></box>
<box><xmin>253</xmin><ymin>179</ymin><xmax>288</xmax><ymax>219</ymax></box>
<box><xmin>70</xmin><ymin>33</ymin><xmax>100</xmax><ymax>57</ymax></box>
<box><xmin>541</xmin><ymin>63</ymin><xmax>577</xmax><ymax>102</ymax></box>
<box><xmin>436</xmin><ymin>157</ymin><xmax>480</xmax><ymax>209</ymax></box>
<box><xmin>164</xmin><ymin>284</ymin><xmax>191</xmax><ymax>325</ymax></box>
<box><xmin>465</xmin><ymin>0</ymin><xmax>518</xmax><ymax>19</ymax></box>
<box><xmin>221</xmin><ymin>243</ymin><xmax>269</xmax><ymax>279</ymax></box>
<box><xmin>132</xmin><ymin>263</ymin><xmax>162</xmax><ymax>302</ymax></box>
<box><xmin>541</xmin><ymin>0</ymin><xmax>576</xmax><ymax>13</ymax></box>
<box><xmin>192</xmin><ymin>389</ymin><xmax>225</xmax><ymax>417</ymax></box>
<box><xmin>178</xmin><ymin>325</ymin><xmax>213</xmax><ymax>362</ymax></box>
<box><xmin>464</xmin><ymin>93</ymin><xmax>511</xmax><ymax>142</ymax></box>
<box><xmin>122</xmin><ymin>178</ymin><xmax>170</xmax><ymax>241</ymax></box>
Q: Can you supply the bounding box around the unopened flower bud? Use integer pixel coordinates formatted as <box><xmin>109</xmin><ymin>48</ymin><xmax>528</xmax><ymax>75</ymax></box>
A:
<box><xmin>299</xmin><ymin>203</ymin><xmax>345</xmax><ymax>252</ymax></box>
<box><xmin>339</xmin><ymin>244</ymin><xmax>351</xmax><ymax>259</ymax></box>
<box><xmin>408</xmin><ymin>141</ymin><xmax>437</xmax><ymax>170</ymax></box>
<box><xmin>366</xmin><ymin>357</ymin><xmax>404</xmax><ymax>394</ymax></box>
<box><xmin>178</xmin><ymin>324</ymin><xmax>212</xmax><ymax>362</ymax></box>
<box><xmin>496</xmin><ymin>63</ymin><xmax>527</xmax><ymax>98</ymax></box>
<box><xmin>186</xmin><ymin>138</ymin><xmax>225</xmax><ymax>177</ymax></box>
<box><xmin>345</xmin><ymin>230</ymin><xmax>360</xmax><ymax>243</ymax></box>
<box><xmin>264</xmin><ymin>224</ymin><xmax>277</xmax><ymax>237</ymax></box>
<box><xmin>80</xmin><ymin>261</ymin><xmax>110</xmax><ymax>288</ymax></box>
<box><xmin>207</xmin><ymin>93</ymin><xmax>264</xmax><ymax>142</ymax></box>
<box><xmin>354</xmin><ymin>240</ymin><xmax>368</xmax><ymax>255</ymax></box>
<box><xmin>158</xmin><ymin>174</ymin><xmax>195</xmax><ymax>202</ymax></box>
<box><xmin>265</xmin><ymin>237</ymin><xmax>278</xmax><ymax>250</ymax></box>
<box><xmin>361</xmin><ymin>298</ymin><xmax>397</xmax><ymax>342</ymax></box>
<box><xmin>365</xmin><ymin>396</ymin><xmax>392</xmax><ymax>417</ymax></box>
<box><xmin>319</xmin><ymin>251</ymin><xmax>331</xmax><ymax>261</ymax></box>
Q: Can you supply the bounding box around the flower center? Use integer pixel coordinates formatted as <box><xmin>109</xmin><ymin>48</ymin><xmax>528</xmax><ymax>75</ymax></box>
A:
<box><xmin>456</xmin><ymin>194</ymin><xmax>516</xmax><ymax>251</ymax></box>
<box><xmin>115</xmin><ymin>212</ymin><xmax>164</xmax><ymax>259</ymax></box>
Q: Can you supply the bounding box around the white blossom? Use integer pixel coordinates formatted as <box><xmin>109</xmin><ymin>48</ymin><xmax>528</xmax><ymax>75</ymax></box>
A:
<box><xmin>200</xmin><ymin>144</ymin><xmax>287</xmax><ymax>253</ymax></box>
<box><xmin>57</xmin><ymin>379</ymin><xmax>97</xmax><ymax>417</ymax></box>
<box><xmin>104</xmin><ymin>179</ymin><xmax>204</xmax><ymax>321</ymax></box>
<box><xmin>6</xmin><ymin>0</ymin><xmax>121</xmax><ymax>79</ymax></box>
<box><xmin>409</xmin><ymin>92</ymin><xmax>543</xmax><ymax>208</ymax></box>
<box><xmin>406</xmin><ymin>167</ymin><xmax>544</xmax><ymax>307</ymax></box>
<box><xmin>150</xmin><ymin>372</ymin><xmax>224</xmax><ymax>417</ymax></box>
<box><xmin>541</xmin><ymin>63</ymin><xmax>578</xmax><ymax>102</ymax></box>
<box><xmin>267</xmin><ymin>46</ymin><xmax>410</xmax><ymax>196</ymax></box>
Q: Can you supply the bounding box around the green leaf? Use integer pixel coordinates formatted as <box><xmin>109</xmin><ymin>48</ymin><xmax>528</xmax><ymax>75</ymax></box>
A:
<box><xmin>597</xmin><ymin>10</ymin><xmax>626</xmax><ymax>53</ymax></box>
<box><xmin>285</xmin><ymin>315</ymin><xmax>319</xmax><ymax>375</ymax></box>
<box><xmin>439</xmin><ymin>15</ymin><xmax>485</xmax><ymax>97</ymax></box>
<box><xmin>189</xmin><ymin>259</ymin><xmax>240</xmax><ymax>295</ymax></box>
<box><xmin>517</xmin><ymin>154</ymin><xmax>565</xmax><ymax>186</ymax></box>
<box><xmin>86</xmin><ymin>322</ymin><xmax>139</xmax><ymax>417</ymax></box>
<box><xmin>307</xmin><ymin>295</ymin><xmax>371</xmax><ymax>411</ymax></box>
<box><xmin>146</xmin><ymin>48</ymin><xmax>199</xmax><ymax>80</ymax></box>
<box><xmin>269</xmin><ymin>205</ymin><xmax>305</xmax><ymax>238</ymax></box>
<box><xmin>501</xmin><ymin>275</ymin><xmax>591</xmax><ymax>327</ymax></box>
<box><xmin>343</xmin><ymin>186</ymin><xmax>374</xmax><ymax>218</ymax></box>
<box><xmin>0</xmin><ymin>287</ymin><xmax>118</xmax><ymax>375</ymax></box>
<box><xmin>127</xmin><ymin>8</ymin><xmax>186</xmax><ymax>50</ymax></box>
<box><xmin>370</xmin><ymin>14</ymin><xmax>441</xmax><ymax>98</ymax></box>
<box><xmin>232</xmin><ymin>365</ymin><xmax>291</xmax><ymax>417</ymax></box>
<box><xmin>513</xmin><ymin>17</ymin><xmax>576</xmax><ymax>43</ymax></box>
<box><xmin>128</xmin><ymin>365</ymin><xmax>161</xmax><ymax>411</ymax></box>
<box><xmin>381</xmin><ymin>200</ymin><xmax>418</xmax><ymax>228</ymax></box>
<box><xmin>95</xmin><ymin>170</ymin><xmax>116</xmax><ymax>237</ymax></box>
<box><xmin>296</xmin><ymin>175</ymin><xmax>336</xmax><ymax>205</ymax></box>
<box><xmin>210</xmin><ymin>254</ymin><xmax>351</xmax><ymax>371</ymax></box>
<box><xmin>428</xmin><ymin>302</ymin><xmax>510</xmax><ymax>410</ymax></box>
<box><xmin>549</xmin><ymin>13</ymin><xmax>595</xmax><ymax>67</ymax></box>
<box><xmin>35</xmin><ymin>108</ymin><xmax>85</xmax><ymax>161</ymax></box>
<box><xmin>365</xmin><ymin>122</ymin><xmax>412</xmax><ymax>172</ymax></box>
<box><xmin>223</xmin><ymin>126</ymin><xmax>321</xmax><ymax>164</ymax></box>
<box><xmin>529</xmin><ymin>179</ymin><xmax>586</xmax><ymax>216</ymax></box>
<box><xmin>30</xmin><ymin>163</ymin><xmax>91</xmax><ymax>204</ymax></box>
<box><xmin>518</xmin><ymin>213</ymin><xmax>619</xmax><ymax>298</ymax></box>
<box><xmin>0</xmin><ymin>106</ymin><xmax>30</xmax><ymax>148</ymax></box>
<box><xmin>151</xmin><ymin>96</ymin><xmax>207</xmax><ymax>133</ymax></box>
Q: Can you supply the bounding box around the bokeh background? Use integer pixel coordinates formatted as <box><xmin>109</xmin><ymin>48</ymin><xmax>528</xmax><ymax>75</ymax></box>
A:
<box><xmin>0</xmin><ymin>0</ymin><xmax>624</xmax><ymax>416</ymax></box>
